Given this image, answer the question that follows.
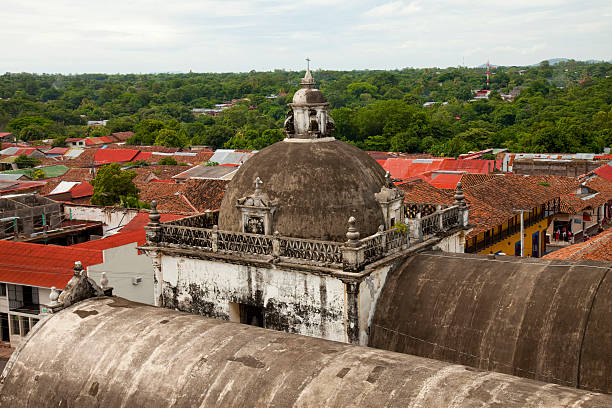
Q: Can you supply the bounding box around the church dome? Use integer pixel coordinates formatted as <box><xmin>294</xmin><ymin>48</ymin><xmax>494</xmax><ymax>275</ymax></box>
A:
<box><xmin>292</xmin><ymin>87</ymin><xmax>326</xmax><ymax>105</ymax></box>
<box><xmin>218</xmin><ymin>139</ymin><xmax>387</xmax><ymax>241</ymax></box>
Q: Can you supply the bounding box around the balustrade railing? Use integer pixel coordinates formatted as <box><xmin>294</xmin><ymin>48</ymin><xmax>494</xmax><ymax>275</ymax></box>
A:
<box><xmin>149</xmin><ymin>203</ymin><xmax>463</xmax><ymax>270</ymax></box>
<box><xmin>165</xmin><ymin>212</ymin><xmax>218</xmax><ymax>228</ymax></box>
<box><xmin>160</xmin><ymin>225</ymin><xmax>213</xmax><ymax>249</ymax></box>
<box><xmin>218</xmin><ymin>230</ymin><xmax>273</xmax><ymax>255</ymax></box>
<box><xmin>421</xmin><ymin>212</ymin><xmax>441</xmax><ymax>236</ymax></box>
<box><xmin>279</xmin><ymin>236</ymin><xmax>342</xmax><ymax>264</ymax></box>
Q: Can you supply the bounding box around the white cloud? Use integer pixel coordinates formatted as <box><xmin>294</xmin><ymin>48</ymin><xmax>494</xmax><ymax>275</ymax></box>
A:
<box><xmin>365</xmin><ymin>1</ymin><xmax>423</xmax><ymax>17</ymax></box>
<box><xmin>0</xmin><ymin>0</ymin><xmax>610</xmax><ymax>72</ymax></box>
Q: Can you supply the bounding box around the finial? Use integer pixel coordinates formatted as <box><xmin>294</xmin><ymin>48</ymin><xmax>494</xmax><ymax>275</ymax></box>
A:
<box><xmin>454</xmin><ymin>182</ymin><xmax>466</xmax><ymax>207</ymax></box>
<box><xmin>385</xmin><ymin>171</ymin><xmax>393</xmax><ymax>187</ymax></box>
<box><xmin>73</xmin><ymin>261</ymin><xmax>83</xmax><ymax>276</ymax></box>
<box><xmin>254</xmin><ymin>177</ymin><xmax>263</xmax><ymax>195</ymax></box>
<box><xmin>346</xmin><ymin>216</ymin><xmax>360</xmax><ymax>246</ymax></box>
<box><xmin>149</xmin><ymin>200</ymin><xmax>160</xmax><ymax>225</ymax></box>
<box><xmin>49</xmin><ymin>286</ymin><xmax>59</xmax><ymax>306</ymax></box>
<box><xmin>301</xmin><ymin>58</ymin><xmax>315</xmax><ymax>88</ymax></box>
<box><xmin>100</xmin><ymin>272</ymin><xmax>109</xmax><ymax>289</ymax></box>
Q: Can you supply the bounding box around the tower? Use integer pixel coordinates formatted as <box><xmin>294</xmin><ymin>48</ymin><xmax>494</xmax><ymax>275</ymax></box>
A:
<box><xmin>283</xmin><ymin>60</ymin><xmax>334</xmax><ymax>139</ymax></box>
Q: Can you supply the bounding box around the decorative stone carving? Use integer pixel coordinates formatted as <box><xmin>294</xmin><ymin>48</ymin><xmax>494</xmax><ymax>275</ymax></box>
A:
<box><xmin>375</xmin><ymin>172</ymin><xmax>405</xmax><ymax>229</ymax></box>
<box><xmin>49</xmin><ymin>286</ymin><xmax>59</xmax><ymax>306</ymax></box>
<box><xmin>346</xmin><ymin>216</ymin><xmax>360</xmax><ymax>246</ymax></box>
<box><xmin>100</xmin><ymin>272</ymin><xmax>109</xmax><ymax>289</ymax></box>
<box><xmin>454</xmin><ymin>182</ymin><xmax>470</xmax><ymax>227</ymax></box>
<box><xmin>236</xmin><ymin>177</ymin><xmax>278</xmax><ymax>235</ymax></box>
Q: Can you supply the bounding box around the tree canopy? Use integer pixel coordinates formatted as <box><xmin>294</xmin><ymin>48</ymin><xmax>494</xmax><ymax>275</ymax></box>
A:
<box><xmin>0</xmin><ymin>60</ymin><xmax>610</xmax><ymax>155</ymax></box>
<box><xmin>90</xmin><ymin>164</ymin><xmax>139</xmax><ymax>207</ymax></box>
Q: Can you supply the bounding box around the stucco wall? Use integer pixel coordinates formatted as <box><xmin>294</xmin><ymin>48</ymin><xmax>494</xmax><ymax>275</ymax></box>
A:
<box><xmin>63</xmin><ymin>205</ymin><xmax>139</xmax><ymax>233</ymax></box>
<box><xmin>478</xmin><ymin>219</ymin><xmax>548</xmax><ymax>257</ymax></box>
<box><xmin>433</xmin><ymin>230</ymin><xmax>467</xmax><ymax>253</ymax></box>
<box><xmin>160</xmin><ymin>256</ymin><xmax>347</xmax><ymax>342</ymax></box>
<box><xmin>88</xmin><ymin>244</ymin><xmax>154</xmax><ymax>305</ymax></box>
<box><xmin>358</xmin><ymin>264</ymin><xmax>392</xmax><ymax>346</ymax></box>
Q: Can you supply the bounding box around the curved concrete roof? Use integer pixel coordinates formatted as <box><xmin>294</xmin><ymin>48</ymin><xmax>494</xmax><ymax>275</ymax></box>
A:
<box><xmin>2</xmin><ymin>297</ymin><xmax>610</xmax><ymax>407</ymax></box>
<box><xmin>218</xmin><ymin>139</ymin><xmax>387</xmax><ymax>241</ymax></box>
<box><xmin>369</xmin><ymin>252</ymin><xmax>612</xmax><ymax>394</ymax></box>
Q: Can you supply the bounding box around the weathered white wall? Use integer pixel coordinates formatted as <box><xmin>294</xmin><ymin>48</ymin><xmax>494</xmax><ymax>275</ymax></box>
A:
<box><xmin>160</xmin><ymin>256</ymin><xmax>347</xmax><ymax>342</ymax></box>
<box><xmin>63</xmin><ymin>205</ymin><xmax>139</xmax><ymax>234</ymax></box>
<box><xmin>434</xmin><ymin>230</ymin><xmax>467</xmax><ymax>253</ymax></box>
<box><xmin>358</xmin><ymin>264</ymin><xmax>392</xmax><ymax>346</ymax></box>
<box><xmin>88</xmin><ymin>244</ymin><xmax>154</xmax><ymax>305</ymax></box>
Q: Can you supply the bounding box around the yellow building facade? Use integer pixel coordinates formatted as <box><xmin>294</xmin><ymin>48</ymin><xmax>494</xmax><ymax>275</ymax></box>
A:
<box><xmin>466</xmin><ymin>205</ymin><xmax>550</xmax><ymax>257</ymax></box>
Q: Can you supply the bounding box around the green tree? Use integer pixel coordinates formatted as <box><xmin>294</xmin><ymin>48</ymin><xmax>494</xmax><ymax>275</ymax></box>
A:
<box><xmin>32</xmin><ymin>169</ymin><xmax>46</xmax><ymax>179</ymax></box>
<box><xmin>90</xmin><ymin>164</ymin><xmax>139</xmax><ymax>206</ymax></box>
<box><xmin>14</xmin><ymin>154</ymin><xmax>41</xmax><ymax>168</ymax></box>
<box><xmin>158</xmin><ymin>156</ymin><xmax>178</xmax><ymax>165</ymax></box>
<box><xmin>154</xmin><ymin>128</ymin><xmax>187</xmax><ymax>148</ymax></box>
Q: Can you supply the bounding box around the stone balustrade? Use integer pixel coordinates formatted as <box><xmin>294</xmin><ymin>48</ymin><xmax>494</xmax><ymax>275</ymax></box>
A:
<box><xmin>145</xmin><ymin>200</ymin><xmax>465</xmax><ymax>272</ymax></box>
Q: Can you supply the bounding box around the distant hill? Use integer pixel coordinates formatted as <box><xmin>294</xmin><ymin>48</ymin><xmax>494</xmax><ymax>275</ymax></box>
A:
<box><xmin>475</xmin><ymin>58</ymin><xmax>609</xmax><ymax>68</ymax></box>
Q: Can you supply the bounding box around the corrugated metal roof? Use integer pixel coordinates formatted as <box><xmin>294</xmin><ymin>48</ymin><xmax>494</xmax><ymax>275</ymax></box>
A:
<box><xmin>48</xmin><ymin>181</ymin><xmax>80</xmax><ymax>195</ymax></box>
<box><xmin>0</xmin><ymin>174</ymin><xmax>25</xmax><ymax>182</ymax></box>
<box><xmin>173</xmin><ymin>164</ymin><xmax>238</xmax><ymax>180</ymax></box>
<box><xmin>0</xmin><ymin>241</ymin><xmax>103</xmax><ymax>289</ymax></box>
<box><xmin>208</xmin><ymin>149</ymin><xmax>256</xmax><ymax>165</ymax></box>
<box><xmin>64</xmin><ymin>148</ymin><xmax>85</xmax><ymax>158</ymax></box>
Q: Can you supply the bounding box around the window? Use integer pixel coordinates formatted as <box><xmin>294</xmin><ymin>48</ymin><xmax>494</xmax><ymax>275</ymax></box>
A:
<box><xmin>10</xmin><ymin>315</ymin><xmax>20</xmax><ymax>335</ymax></box>
<box><xmin>22</xmin><ymin>318</ymin><xmax>30</xmax><ymax>336</ymax></box>
<box><xmin>0</xmin><ymin>283</ymin><xmax>5</xmax><ymax>297</ymax></box>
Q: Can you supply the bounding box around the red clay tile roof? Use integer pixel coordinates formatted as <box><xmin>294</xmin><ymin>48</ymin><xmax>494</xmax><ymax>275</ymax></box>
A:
<box><xmin>0</xmin><ymin>241</ymin><xmax>103</xmax><ymax>288</ymax></box>
<box><xmin>397</xmin><ymin>179</ymin><xmax>454</xmax><ymax>205</ymax></box>
<box><xmin>73</xmin><ymin>213</ymin><xmax>184</xmax><ymax>251</ymax></box>
<box><xmin>94</xmin><ymin>149</ymin><xmax>140</xmax><ymax>165</ymax></box>
<box><xmin>131</xmin><ymin>165</ymin><xmax>189</xmax><ymax>183</ymax></box>
<box><xmin>120</xmin><ymin>212</ymin><xmax>186</xmax><ymax>233</ymax></box>
<box><xmin>183</xmin><ymin>179</ymin><xmax>230</xmax><ymax>212</ymax></box>
<box><xmin>135</xmin><ymin>182</ymin><xmax>194</xmax><ymax>213</ymax></box>
<box><xmin>464</xmin><ymin>174</ymin><xmax>561</xmax><ymax>213</ymax></box>
<box><xmin>543</xmin><ymin>228</ymin><xmax>612</xmax><ymax>261</ymax></box>
<box><xmin>459</xmin><ymin>173</ymin><xmax>499</xmax><ymax>189</ymax></box>
<box><xmin>109</xmin><ymin>131</ymin><xmax>134</xmax><ymax>141</ymax></box>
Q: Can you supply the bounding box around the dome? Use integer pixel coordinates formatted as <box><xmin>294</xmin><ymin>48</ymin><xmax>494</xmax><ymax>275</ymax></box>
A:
<box><xmin>292</xmin><ymin>87</ymin><xmax>327</xmax><ymax>105</ymax></box>
<box><xmin>218</xmin><ymin>139</ymin><xmax>387</xmax><ymax>241</ymax></box>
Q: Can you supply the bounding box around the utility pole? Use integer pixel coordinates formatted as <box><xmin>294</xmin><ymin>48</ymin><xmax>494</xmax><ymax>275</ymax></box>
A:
<box><xmin>514</xmin><ymin>209</ymin><xmax>526</xmax><ymax>257</ymax></box>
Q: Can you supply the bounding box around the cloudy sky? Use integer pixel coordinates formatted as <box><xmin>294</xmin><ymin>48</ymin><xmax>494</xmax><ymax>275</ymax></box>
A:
<box><xmin>2</xmin><ymin>0</ymin><xmax>610</xmax><ymax>73</ymax></box>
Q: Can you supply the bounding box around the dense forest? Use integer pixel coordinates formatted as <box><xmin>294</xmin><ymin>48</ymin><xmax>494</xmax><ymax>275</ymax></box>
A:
<box><xmin>1</xmin><ymin>60</ymin><xmax>611</xmax><ymax>156</ymax></box>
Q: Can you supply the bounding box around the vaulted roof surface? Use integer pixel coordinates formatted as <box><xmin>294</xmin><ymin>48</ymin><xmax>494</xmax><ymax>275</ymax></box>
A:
<box><xmin>370</xmin><ymin>251</ymin><xmax>612</xmax><ymax>393</ymax></box>
<box><xmin>3</xmin><ymin>297</ymin><xmax>609</xmax><ymax>407</ymax></box>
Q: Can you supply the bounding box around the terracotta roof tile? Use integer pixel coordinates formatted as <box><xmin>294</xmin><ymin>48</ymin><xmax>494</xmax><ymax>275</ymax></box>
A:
<box><xmin>183</xmin><ymin>179</ymin><xmax>230</xmax><ymax>212</ymax></box>
<box><xmin>135</xmin><ymin>182</ymin><xmax>194</xmax><ymax>214</ymax></box>
<box><xmin>397</xmin><ymin>179</ymin><xmax>454</xmax><ymax>205</ymax></box>
<box><xmin>131</xmin><ymin>165</ymin><xmax>190</xmax><ymax>183</ymax></box>
<box><xmin>543</xmin><ymin>228</ymin><xmax>612</xmax><ymax>261</ymax></box>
